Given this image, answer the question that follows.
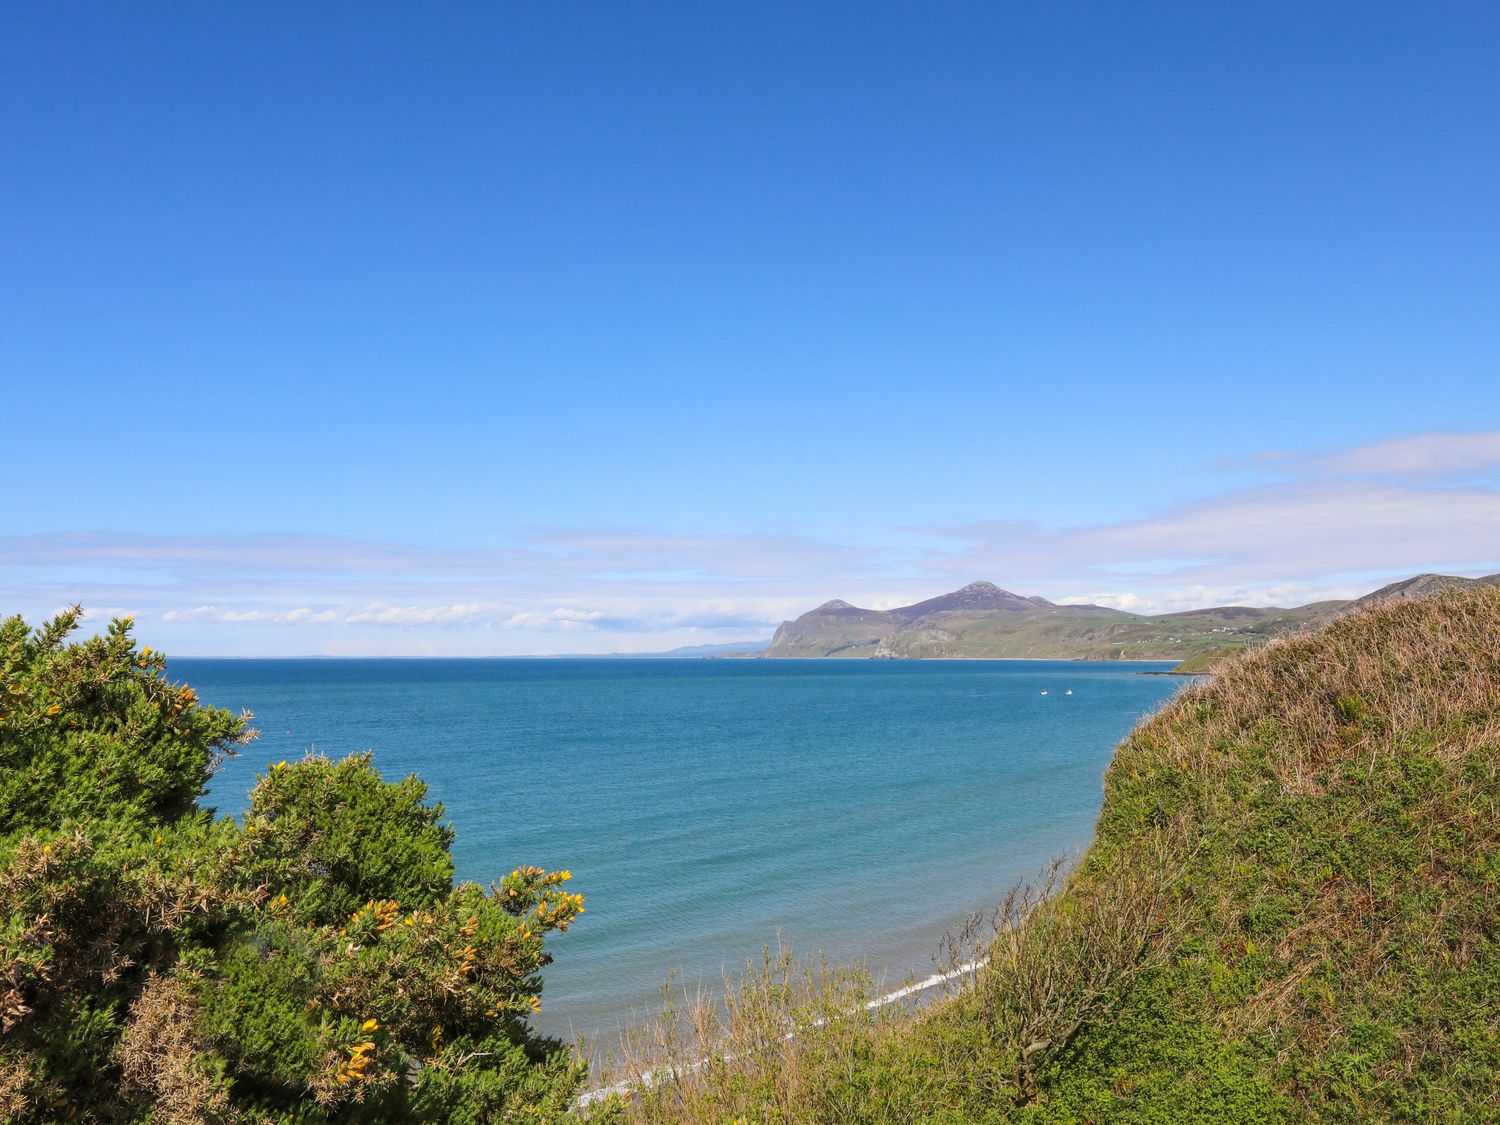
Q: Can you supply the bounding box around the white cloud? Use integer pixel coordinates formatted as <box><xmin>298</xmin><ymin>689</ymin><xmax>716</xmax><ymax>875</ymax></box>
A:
<box><xmin>1261</xmin><ymin>430</ymin><xmax>1500</xmax><ymax>479</ymax></box>
<box><xmin>7</xmin><ymin>428</ymin><xmax>1500</xmax><ymax>653</ymax></box>
<box><xmin>146</xmin><ymin>596</ymin><xmax>807</xmax><ymax>642</ymax></box>
<box><xmin>926</xmin><ymin>480</ymin><xmax>1500</xmax><ymax>589</ymax></box>
<box><xmin>1056</xmin><ymin>582</ymin><xmax>1367</xmax><ymax>615</ymax></box>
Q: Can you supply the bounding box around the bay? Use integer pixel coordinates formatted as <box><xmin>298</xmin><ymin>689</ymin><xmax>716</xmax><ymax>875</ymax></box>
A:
<box><xmin>178</xmin><ymin>657</ymin><xmax>1182</xmax><ymax>1041</ymax></box>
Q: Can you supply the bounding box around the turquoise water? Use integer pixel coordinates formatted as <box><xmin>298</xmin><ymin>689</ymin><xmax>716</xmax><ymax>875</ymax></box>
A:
<box><xmin>177</xmin><ymin>658</ymin><xmax>1181</xmax><ymax>1041</ymax></box>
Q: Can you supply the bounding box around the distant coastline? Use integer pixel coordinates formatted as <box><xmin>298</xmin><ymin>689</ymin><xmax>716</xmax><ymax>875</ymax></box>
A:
<box><xmin>760</xmin><ymin>573</ymin><xmax>1500</xmax><ymax>662</ymax></box>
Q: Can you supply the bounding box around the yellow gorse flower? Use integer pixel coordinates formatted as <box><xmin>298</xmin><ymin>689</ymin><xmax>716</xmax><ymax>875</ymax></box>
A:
<box><xmin>333</xmin><ymin>1040</ymin><xmax>378</xmax><ymax>1085</ymax></box>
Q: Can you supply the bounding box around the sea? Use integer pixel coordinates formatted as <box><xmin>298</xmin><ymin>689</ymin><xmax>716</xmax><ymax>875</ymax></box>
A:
<box><xmin>176</xmin><ymin>657</ymin><xmax>1183</xmax><ymax>1043</ymax></box>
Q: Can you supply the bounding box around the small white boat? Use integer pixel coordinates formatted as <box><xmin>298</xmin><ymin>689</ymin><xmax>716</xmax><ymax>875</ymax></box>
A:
<box><xmin>1040</xmin><ymin>690</ymin><xmax>1048</xmax><ymax>695</ymax></box>
<box><xmin>1065</xmin><ymin>689</ymin><xmax>1072</xmax><ymax>696</ymax></box>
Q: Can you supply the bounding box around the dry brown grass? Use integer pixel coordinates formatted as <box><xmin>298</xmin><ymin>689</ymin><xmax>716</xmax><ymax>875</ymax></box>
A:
<box><xmin>1115</xmin><ymin>583</ymin><xmax>1500</xmax><ymax>792</ymax></box>
<box><xmin>589</xmin><ymin>942</ymin><xmax>919</xmax><ymax>1123</ymax></box>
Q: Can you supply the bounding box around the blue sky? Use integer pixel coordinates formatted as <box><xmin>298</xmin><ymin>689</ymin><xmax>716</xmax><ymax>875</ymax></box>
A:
<box><xmin>3</xmin><ymin>2</ymin><xmax>1498</xmax><ymax>654</ymax></box>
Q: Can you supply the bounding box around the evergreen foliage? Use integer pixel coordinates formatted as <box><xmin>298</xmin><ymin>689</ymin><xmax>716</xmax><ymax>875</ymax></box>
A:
<box><xmin>0</xmin><ymin>610</ymin><xmax>247</xmax><ymax>834</ymax></box>
<box><xmin>243</xmin><ymin>752</ymin><xmax>456</xmax><ymax>927</ymax></box>
<box><xmin>0</xmin><ymin>608</ymin><xmax>585</xmax><ymax>1122</ymax></box>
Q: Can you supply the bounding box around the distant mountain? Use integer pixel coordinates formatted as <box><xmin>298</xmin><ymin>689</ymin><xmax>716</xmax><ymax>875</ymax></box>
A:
<box><xmin>558</xmin><ymin>639</ymin><xmax>772</xmax><ymax>659</ymax></box>
<box><xmin>762</xmin><ymin>580</ymin><xmax>1319</xmax><ymax>660</ymax></box>
<box><xmin>652</xmin><ymin>640</ymin><xmax>772</xmax><ymax>658</ymax></box>
<box><xmin>761</xmin><ymin>574</ymin><xmax>1500</xmax><ymax>661</ymax></box>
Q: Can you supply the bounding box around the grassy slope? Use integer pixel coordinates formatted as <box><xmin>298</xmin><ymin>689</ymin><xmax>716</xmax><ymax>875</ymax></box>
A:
<box><xmin>911</xmin><ymin>587</ymin><xmax>1499</xmax><ymax>1121</ymax></box>
<box><xmin>606</xmin><ymin>588</ymin><xmax>1499</xmax><ymax>1122</ymax></box>
<box><xmin>1165</xmin><ymin>646</ymin><xmax>1239</xmax><ymax>674</ymax></box>
<box><xmin>1027</xmin><ymin>587</ymin><xmax>1494</xmax><ymax>1120</ymax></box>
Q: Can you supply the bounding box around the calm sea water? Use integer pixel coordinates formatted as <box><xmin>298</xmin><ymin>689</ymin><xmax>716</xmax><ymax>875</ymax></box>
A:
<box><xmin>176</xmin><ymin>658</ymin><xmax>1180</xmax><ymax>1041</ymax></box>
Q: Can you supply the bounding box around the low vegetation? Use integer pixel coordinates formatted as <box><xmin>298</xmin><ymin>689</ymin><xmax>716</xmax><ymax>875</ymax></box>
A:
<box><xmin>0</xmin><ymin>608</ymin><xmax>586</xmax><ymax>1121</ymax></box>
<box><xmin>1165</xmin><ymin>646</ymin><xmax>1240</xmax><ymax>674</ymax></box>
<box><xmin>5</xmin><ymin>588</ymin><xmax>1496</xmax><ymax>1121</ymax></box>
<box><xmin>591</xmin><ymin>587</ymin><xmax>1500</xmax><ymax>1121</ymax></box>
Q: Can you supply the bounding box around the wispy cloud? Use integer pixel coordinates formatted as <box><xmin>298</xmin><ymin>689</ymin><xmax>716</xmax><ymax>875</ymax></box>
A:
<box><xmin>0</xmin><ymin>527</ymin><xmax>889</xmax><ymax>585</ymax></box>
<box><xmin>0</xmin><ymin>532</ymin><xmax>534</xmax><ymax>575</ymax></box>
<box><xmin>153</xmin><ymin>600</ymin><xmax>789</xmax><ymax>634</ymax></box>
<box><xmin>1256</xmin><ymin>429</ymin><xmax>1500</xmax><ymax>480</ymax></box>
<box><xmin>1056</xmin><ymin>582</ymin><xmax>1368</xmax><ymax>614</ymax></box>
<box><xmin>4</xmin><ymin>429</ymin><xmax>1498</xmax><ymax>652</ymax></box>
<box><xmin>532</xmin><ymin>529</ymin><xmax>882</xmax><ymax>581</ymax></box>
<box><xmin>922</xmin><ymin>480</ymin><xmax>1500</xmax><ymax>601</ymax></box>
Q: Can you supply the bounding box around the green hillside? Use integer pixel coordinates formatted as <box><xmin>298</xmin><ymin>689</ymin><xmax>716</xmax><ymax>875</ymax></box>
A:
<box><xmin>1163</xmin><ymin>645</ymin><xmax>1241</xmax><ymax>674</ymax></box>
<box><xmin>879</xmin><ymin>601</ymin><xmax>1342</xmax><ymax>661</ymax></box>
<box><xmin>763</xmin><ymin>574</ymin><xmax>1500</xmax><ymax>661</ymax></box>
<box><xmin>763</xmin><ymin>581</ymin><xmax>1348</xmax><ymax>661</ymax></box>
<box><xmin>599</xmin><ymin>587</ymin><xmax>1500</xmax><ymax>1122</ymax></box>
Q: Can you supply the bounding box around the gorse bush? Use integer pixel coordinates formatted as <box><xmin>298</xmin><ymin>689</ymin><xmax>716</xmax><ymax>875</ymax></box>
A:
<box><xmin>0</xmin><ymin>613</ymin><xmax>247</xmax><ymax>835</ymax></box>
<box><xmin>0</xmin><ymin>608</ymin><xmax>586</xmax><ymax>1122</ymax></box>
<box><xmin>243</xmin><ymin>752</ymin><xmax>457</xmax><ymax>926</ymax></box>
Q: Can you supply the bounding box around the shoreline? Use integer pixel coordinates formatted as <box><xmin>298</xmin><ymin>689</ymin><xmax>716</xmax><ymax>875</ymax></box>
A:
<box><xmin>550</xmin><ymin>903</ymin><xmax>990</xmax><ymax>1052</ymax></box>
<box><xmin>756</xmin><ymin>656</ymin><xmax>1181</xmax><ymax>664</ymax></box>
<box><xmin>576</xmin><ymin>956</ymin><xmax>988</xmax><ymax>1106</ymax></box>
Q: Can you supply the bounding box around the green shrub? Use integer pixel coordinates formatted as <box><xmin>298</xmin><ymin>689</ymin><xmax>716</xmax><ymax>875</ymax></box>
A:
<box><xmin>0</xmin><ymin>608</ymin><xmax>249</xmax><ymax>834</ymax></box>
<box><xmin>243</xmin><ymin>751</ymin><xmax>456</xmax><ymax>926</ymax></box>
<box><xmin>0</xmin><ymin>609</ymin><xmax>586</xmax><ymax>1121</ymax></box>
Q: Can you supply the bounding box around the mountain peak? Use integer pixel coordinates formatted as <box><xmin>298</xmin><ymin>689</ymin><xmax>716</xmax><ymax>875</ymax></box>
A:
<box><xmin>899</xmin><ymin>581</ymin><xmax>1054</xmax><ymax>616</ymax></box>
<box><xmin>813</xmin><ymin>598</ymin><xmax>858</xmax><ymax>612</ymax></box>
